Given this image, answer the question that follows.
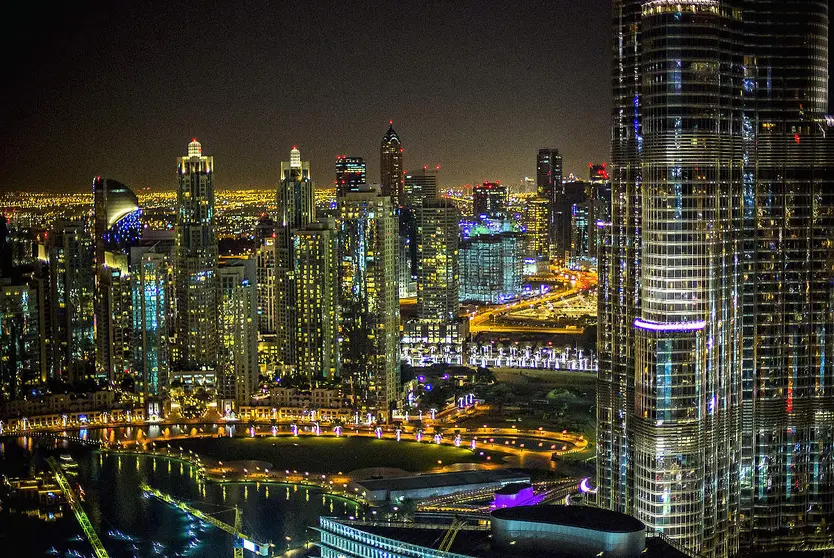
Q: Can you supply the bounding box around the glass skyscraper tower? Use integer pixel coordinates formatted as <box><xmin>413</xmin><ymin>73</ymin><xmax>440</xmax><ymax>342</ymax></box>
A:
<box><xmin>598</xmin><ymin>1</ymin><xmax>834</xmax><ymax>555</ymax></box>
<box><xmin>174</xmin><ymin>139</ymin><xmax>218</xmax><ymax>370</ymax></box>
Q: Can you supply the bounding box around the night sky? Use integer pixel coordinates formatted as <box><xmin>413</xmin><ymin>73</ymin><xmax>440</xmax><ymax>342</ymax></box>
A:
<box><xmin>1</xmin><ymin>1</ymin><xmax>611</xmax><ymax>193</ymax></box>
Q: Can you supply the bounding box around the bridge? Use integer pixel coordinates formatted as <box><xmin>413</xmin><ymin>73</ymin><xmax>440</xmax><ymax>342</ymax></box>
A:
<box><xmin>141</xmin><ymin>484</ymin><xmax>273</xmax><ymax>557</ymax></box>
<box><xmin>46</xmin><ymin>456</ymin><xmax>109</xmax><ymax>558</ymax></box>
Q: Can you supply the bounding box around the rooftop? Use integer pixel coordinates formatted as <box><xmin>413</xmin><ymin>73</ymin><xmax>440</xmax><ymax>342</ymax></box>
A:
<box><xmin>491</xmin><ymin>505</ymin><xmax>645</xmax><ymax>534</ymax></box>
<box><xmin>355</xmin><ymin>468</ymin><xmax>530</xmax><ymax>492</ymax></box>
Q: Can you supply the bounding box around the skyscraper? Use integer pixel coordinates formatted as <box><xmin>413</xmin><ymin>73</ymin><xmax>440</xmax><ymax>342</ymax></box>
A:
<box><xmin>472</xmin><ymin>182</ymin><xmax>508</xmax><ymax>220</ymax></box>
<box><xmin>275</xmin><ymin>146</ymin><xmax>315</xmax><ymax>371</ymax></box>
<box><xmin>338</xmin><ymin>186</ymin><xmax>400</xmax><ymax>417</ymax></box>
<box><xmin>406</xmin><ymin>199</ymin><xmax>461</xmax><ymax>347</ymax></box>
<box><xmin>130</xmin><ymin>246</ymin><xmax>171</xmax><ymax>411</ymax></box>
<box><xmin>0</xmin><ymin>282</ymin><xmax>40</xmax><ymax>401</ymax></box>
<box><xmin>293</xmin><ymin>220</ymin><xmax>339</xmax><ymax>382</ymax></box>
<box><xmin>255</xmin><ymin>216</ymin><xmax>276</xmax><ymax>335</ymax></box>
<box><xmin>174</xmin><ymin>138</ymin><xmax>218</xmax><ymax>371</ymax></box>
<box><xmin>597</xmin><ymin>1</ymin><xmax>834</xmax><ymax>555</ymax></box>
<box><xmin>380</xmin><ymin>122</ymin><xmax>404</xmax><ymax>208</ymax></box>
<box><xmin>217</xmin><ymin>258</ymin><xmax>258</xmax><ymax>407</ymax></box>
<box><xmin>536</xmin><ymin>148</ymin><xmax>563</xmax><ymax>255</ymax></box>
<box><xmin>335</xmin><ymin>156</ymin><xmax>367</xmax><ymax>196</ymax></box>
<box><xmin>743</xmin><ymin>1</ymin><xmax>834</xmax><ymax>551</ymax></box>
<box><xmin>404</xmin><ymin>167</ymin><xmax>439</xmax><ymax>207</ymax></box>
<box><xmin>36</xmin><ymin>221</ymin><xmax>96</xmax><ymax>382</ymax></box>
<box><xmin>93</xmin><ymin>177</ymin><xmax>141</xmax><ymax>383</ymax></box>
<box><xmin>523</xmin><ymin>196</ymin><xmax>550</xmax><ymax>261</ymax></box>
<box><xmin>416</xmin><ymin>199</ymin><xmax>460</xmax><ymax>323</ymax></box>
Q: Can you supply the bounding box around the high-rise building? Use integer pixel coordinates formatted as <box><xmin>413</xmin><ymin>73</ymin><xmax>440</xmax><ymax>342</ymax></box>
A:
<box><xmin>217</xmin><ymin>258</ymin><xmax>258</xmax><ymax>406</ymax></box>
<box><xmin>130</xmin><ymin>246</ymin><xmax>171</xmax><ymax>410</ymax></box>
<box><xmin>459</xmin><ymin>220</ymin><xmax>522</xmax><ymax>304</ymax></box>
<box><xmin>93</xmin><ymin>177</ymin><xmax>141</xmax><ymax>383</ymax></box>
<box><xmin>275</xmin><ymin>146</ymin><xmax>316</xmax><ymax>371</ymax></box>
<box><xmin>255</xmin><ymin>216</ymin><xmax>276</xmax><ymax>335</ymax></box>
<box><xmin>416</xmin><ymin>199</ymin><xmax>460</xmax><ymax>322</ymax></box>
<box><xmin>36</xmin><ymin>221</ymin><xmax>96</xmax><ymax>382</ymax></box>
<box><xmin>523</xmin><ymin>196</ymin><xmax>550</xmax><ymax>261</ymax></box>
<box><xmin>404</xmin><ymin>167</ymin><xmax>439</xmax><ymax>207</ymax></box>
<box><xmin>596</xmin><ymin>1</ymin><xmax>834</xmax><ymax>555</ymax></box>
<box><xmin>293</xmin><ymin>220</ymin><xmax>339</xmax><ymax>382</ymax></box>
<box><xmin>587</xmin><ymin>163</ymin><xmax>612</xmax><ymax>255</ymax></box>
<box><xmin>335</xmin><ymin>156</ymin><xmax>367</xmax><ymax>196</ymax></box>
<box><xmin>380</xmin><ymin>122</ymin><xmax>404</xmax><ymax>207</ymax></box>
<box><xmin>472</xmin><ymin>182</ymin><xmax>508</xmax><ymax>220</ymax></box>
<box><xmin>174</xmin><ymin>138</ymin><xmax>218</xmax><ymax>371</ymax></box>
<box><xmin>405</xmin><ymin>199</ymin><xmax>461</xmax><ymax>347</ymax></box>
<box><xmin>552</xmin><ymin>181</ymin><xmax>586</xmax><ymax>262</ymax></box>
<box><xmin>338</xmin><ymin>186</ymin><xmax>400</xmax><ymax>416</ymax></box>
<box><xmin>743</xmin><ymin>1</ymin><xmax>834</xmax><ymax>552</ymax></box>
<box><xmin>0</xmin><ymin>281</ymin><xmax>40</xmax><ymax>401</ymax></box>
<box><xmin>536</xmin><ymin>148</ymin><xmax>563</xmax><ymax>254</ymax></box>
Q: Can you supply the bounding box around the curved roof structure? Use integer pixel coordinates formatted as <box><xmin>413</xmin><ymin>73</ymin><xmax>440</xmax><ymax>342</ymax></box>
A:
<box><xmin>94</xmin><ymin>178</ymin><xmax>139</xmax><ymax>228</ymax></box>
<box><xmin>491</xmin><ymin>505</ymin><xmax>645</xmax><ymax>533</ymax></box>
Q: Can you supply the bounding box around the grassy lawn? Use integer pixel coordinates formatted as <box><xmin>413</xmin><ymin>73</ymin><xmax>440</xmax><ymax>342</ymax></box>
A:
<box><xmin>175</xmin><ymin>435</ymin><xmax>500</xmax><ymax>474</ymax></box>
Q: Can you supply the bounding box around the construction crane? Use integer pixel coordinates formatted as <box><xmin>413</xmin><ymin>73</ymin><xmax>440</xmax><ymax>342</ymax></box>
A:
<box><xmin>140</xmin><ymin>484</ymin><xmax>272</xmax><ymax>557</ymax></box>
<box><xmin>438</xmin><ymin>516</ymin><xmax>466</xmax><ymax>552</ymax></box>
<box><xmin>46</xmin><ymin>457</ymin><xmax>109</xmax><ymax>558</ymax></box>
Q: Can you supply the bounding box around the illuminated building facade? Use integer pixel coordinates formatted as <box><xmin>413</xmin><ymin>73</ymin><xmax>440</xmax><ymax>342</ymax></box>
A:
<box><xmin>130</xmin><ymin>247</ymin><xmax>171</xmax><ymax>403</ymax></box>
<box><xmin>36</xmin><ymin>222</ymin><xmax>96</xmax><ymax>382</ymax></box>
<box><xmin>292</xmin><ymin>220</ymin><xmax>339</xmax><ymax>381</ymax></box>
<box><xmin>743</xmin><ymin>0</ymin><xmax>834</xmax><ymax>551</ymax></box>
<box><xmin>536</xmin><ymin>148</ymin><xmax>562</xmax><ymax>254</ymax></box>
<box><xmin>587</xmin><ymin>163</ymin><xmax>611</xmax><ymax>255</ymax></box>
<box><xmin>523</xmin><ymin>196</ymin><xmax>550</xmax><ymax>261</ymax></box>
<box><xmin>93</xmin><ymin>177</ymin><xmax>141</xmax><ymax>383</ymax></box>
<box><xmin>472</xmin><ymin>182</ymin><xmax>508</xmax><ymax>220</ymax></box>
<box><xmin>597</xmin><ymin>1</ymin><xmax>834</xmax><ymax>555</ymax></box>
<box><xmin>275</xmin><ymin>147</ymin><xmax>315</xmax><ymax>371</ymax></box>
<box><xmin>335</xmin><ymin>156</ymin><xmax>366</xmax><ymax>196</ymax></box>
<box><xmin>404</xmin><ymin>168</ymin><xmax>438</xmax><ymax>207</ymax></box>
<box><xmin>0</xmin><ymin>282</ymin><xmax>40</xmax><ymax>401</ymax></box>
<box><xmin>337</xmin><ymin>186</ymin><xmax>400</xmax><ymax>415</ymax></box>
<box><xmin>569</xmin><ymin>202</ymin><xmax>589</xmax><ymax>261</ymax></box>
<box><xmin>174</xmin><ymin>139</ymin><xmax>218</xmax><ymax>370</ymax></box>
<box><xmin>459</xmin><ymin>220</ymin><xmax>522</xmax><ymax>304</ymax></box>
<box><xmin>406</xmin><ymin>199</ymin><xmax>461</xmax><ymax>347</ymax></box>
<box><xmin>217</xmin><ymin>258</ymin><xmax>258</xmax><ymax>406</ymax></box>
<box><xmin>380</xmin><ymin>122</ymin><xmax>404</xmax><ymax>207</ymax></box>
<box><xmin>255</xmin><ymin>216</ymin><xmax>276</xmax><ymax>334</ymax></box>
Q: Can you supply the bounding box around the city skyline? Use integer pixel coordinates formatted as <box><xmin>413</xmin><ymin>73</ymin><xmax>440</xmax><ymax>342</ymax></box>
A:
<box><xmin>0</xmin><ymin>2</ymin><xmax>614</xmax><ymax>193</ymax></box>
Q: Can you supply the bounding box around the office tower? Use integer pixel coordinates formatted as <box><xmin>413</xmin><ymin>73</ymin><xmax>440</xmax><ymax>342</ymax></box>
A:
<box><xmin>536</xmin><ymin>148</ymin><xmax>562</xmax><ymax>253</ymax></box>
<box><xmin>405</xmin><ymin>199</ymin><xmax>461</xmax><ymax>346</ymax></box>
<box><xmin>587</xmin><ymin>163</ymin><xmax>612</xmax><ymax>254</ymax></box>
<box><xmin>130</xmin><ymin>247</ymin><xmax>171</xmax><ymax>409</ymax></box>
<box><xmin>255</xmin><ymin>216</ymin><xmax>276</xmax><ymax>334</ymax></box>
<box><xmin>569</xmin><ymin>203</ymin><xmax>589</xmax><ymax>261</ymax></box>
<box><xmin>36</xmin><ymin>221</ymin><xmax>96</xmax><ymax>382</ymax></box>
<box><xmin>0</xmin><ymin>282</ymin><xmax>40</xmax><ymax>401</ymax></box>
<box><xmin>93</xmin><ymin>177</ymin><xmax>141</xmax><ymax>383</ymax></box>
<box><xmin>404</xmin><ymin>167</ymin><xmax>439</xmax><ymax>207</ymax></box>
<box><xmin>275</xmin><ymin>146</ymin><xmax>315</xmax><ymax>370</ymax></box>
<box><xmin>472</xmin><ymin>182</ymin><xmax>508</xmax><ymax>220</ymax></box>
<box><xmin>523</xmin><ymin>196</ymin><xmax>550</xmax><ymax>261</ymax></box>
<box><xmin>743</xmin><ymin>1</ymin><xmax>834</xmax><ymax>552</ymax></box>
<box><xmin>380</xmin><ymin>122</ymin><xmax>404</xmax><ymax>207</ymax></box>
<box><xmin>217</xmin><ymin>258</ymin><xmax>258</xmax><ymax>406</ymax></box>
<box><xmin>174</xmin><ymin>138</ymin><xmax>218</xmax><ymax>371</ymax></box>
<box><xmin>338</xmin><ymin>186</ymin><xmax>400</xmax><ymax>416</ymax></box>
<box><xmin>459</xmin><ymin>220</ymin><xmax>522</xmax><ymax>304</ymax></box>
<box><xmin>598</xmin><ymin>2</ymin><xmax>745</xmax><ymax>555</ymax></box>
<box><xmin>335</xmin><ymin>156</ymin><xmax>367</xmax><ymax>196</ymax></box>
<box><xmin>552</xmin><ymin>181</ymin><xmax>586</xmax><ymax>262</ymax></box>
<box><xmin>293</xmin><ymin>220</ymin><xmax>339</xmax><ymax>382</ymax></box>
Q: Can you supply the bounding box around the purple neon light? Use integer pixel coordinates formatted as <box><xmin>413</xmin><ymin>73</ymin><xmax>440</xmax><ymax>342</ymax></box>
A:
<box><xmin>634</xmin><ymin>318</ymin><xmax>705</xmax><ymax>332</ymax></box>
